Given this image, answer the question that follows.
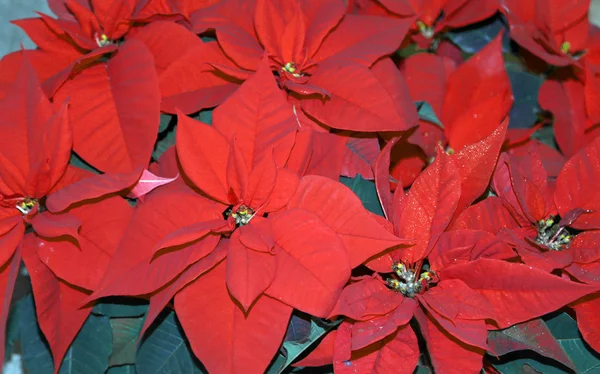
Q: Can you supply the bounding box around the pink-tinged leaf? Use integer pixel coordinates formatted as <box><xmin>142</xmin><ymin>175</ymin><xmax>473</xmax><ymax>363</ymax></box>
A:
<box><xmin>126</xmin><ymin>169</ymin><xmax>178</xmax><ymax>199</ymax></box>
<box><xmin>287</xmin><ymin>175</ymin><xmax>407</xmax><ymax>268</ymax></box>
<box><xmin>265</xmin><ymin>209</ymin><xmax>351</xmax><ymax>317</ymax></box>
<box><xmin>0</xmin><ymin>244</ymin><xmax>21</xmax><ymax>370</ymax></box>
<box><xmin>45</xmin><ymin>169</ymin><xmax>142</xmax><ymax>212</ymax></box>
<box><xmin>487</xmin><ymin>318</ymin><xmax>576</xmax><ymax>371</ymax></box>
<box><xmin>414</xmin><ymin>307</ymin><xmax>486</xmax><ymax>374</ymax></box>
<box><xmin>329</xmin><ymin>277</ymin><xmax>404</xmax><ymax>321</ymax></box>
<box><xmin>439</xmin><ymin>258</ymin><xmax>599</xmax><ymax>328</ymax></box>
<box><xmin>22</xmin><ymin>235</ymin><xmax>91</xmax><ymax>374</ymax></box>
<box><xmin>341</xmin><ymin>135</ymin><xmax>380</xmax><ymax>179</ymax></box>
<box><xmin>36</xmin><ymin>197</ymin><xmax>132</xmax><ymax>291</ymax></box>
<box><xmin>539</xmin><ymin>78</ymin><xmax>588</xmax><ymax>158</ymax></box>
<box><xmin>53</xmin><ymin>40</ymin><xmax>160</xmax><ymax>173</ymax></box>
<box><xmin>555</xmin><ymin>136</ymin><xmax>600</xmax><ymax>230</ymax></box>
<box><xmin>443</xmin><ymin>33</ymin><xmax>513</xmax><ymax>152</ymax></box>
<box><xmin>572</xmin><ymin>294</ymin><xmax>600</xmax><ymax>353</ymax></box>
<box><xmin>337</xmin><ymin>324</ymin><xmax>420</xmax><ymax>374</ymax></box>
<box><xmin>226</xmin><ymin>228</ymin><xmax>276</xmax><ymax>311</ymax></box>
<box><xmin>302</xmin><ymin>63</ymin><xmax>416</xmax><ymax>132</ymax></box>
<box><xmin>350</xmin><ymin>298</ymin><xmax>418</xmax><ymax>351</ymax></box>
<box><xmin>452</xmin><ymin>118</ymin><xmax>508</xmax><ymax>217</ymax></box>
<box><xmin>176</xmin><ymin>111</ymin><xmax>230</xmax><ymax>203</ymax></box>
<box><xmin>213</xmin><ymin>59</ymin><xmax>297</xmax><ymax>168</ymax></box>
<box><xmin>131</xmin><ymin>21</ymin><xmax>238</xmax><ymax>113</ymax></box>
<box><xmin>30</xmin><ymin>211</ymin><xmax>81</xmax><ymax>241</ymax></box>
<box><xmin>450</xmin><ymin>196</ymin><xmax>521</xmax><ymax>233</ymax></box>
<box><xmin>396</xmin><ymin>148</ymin><xmax>461</xmax><ymax>263</ymax></box>
<box><xmin>175</xmin><ymin>261</ymin><xmax>292</xmax><ymax>373</ymax></box>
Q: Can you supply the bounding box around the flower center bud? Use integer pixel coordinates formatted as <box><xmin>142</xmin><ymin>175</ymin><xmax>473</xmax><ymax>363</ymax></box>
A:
<box><xmin>386</xmin><ymin>262</ymin><xmax>433</xmax><ymax>297</ymax></box>
<box><xmin>560</xmin><ymin>41</ymin><xmax>571</xmax><ymax>54</ymax></box>
<box><xmin>281</xmin><ymin>61</ymin><xmax>303</xmax><ymax>78</ymax></box>
<box><xmin>95</xmin><ymin>33</ymin><xmax>112</xmax><ymax>48</ymax></box>
<box><xmin>535</xmin><ymin>216</ymin><xmax>573</xmax><ymax>251</ymax></box>
<box><xmin>15</xmin><ymin>197</ymin><xmax>38</xmax><ymax>215</ymax></box>
<box><xmin>230</xmin><ymin>204</ymin><xmax>255</xmax><ymax>227</ymax></box>
<box><xmin>417</xmin><ymin>21</ymin><xmax>435</xmax><ymax>39</ymax></box>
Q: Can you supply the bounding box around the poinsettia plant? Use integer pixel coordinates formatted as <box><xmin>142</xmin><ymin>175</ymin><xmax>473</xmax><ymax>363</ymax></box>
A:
<box><xmin>1</xmin><ymin>0</ymin><xmax>600</xmax><ymax>373</ymax></box>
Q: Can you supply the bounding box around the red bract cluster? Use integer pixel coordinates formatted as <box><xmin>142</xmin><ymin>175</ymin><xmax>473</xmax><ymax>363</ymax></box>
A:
<box><xmin>1</xmin><ymin>0</ymin><xmax>600</xmax><ymax>373</ymax></box>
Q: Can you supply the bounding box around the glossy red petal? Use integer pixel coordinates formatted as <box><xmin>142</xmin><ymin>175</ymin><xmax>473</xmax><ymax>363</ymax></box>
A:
<box><xmin>396</xmin><ymin>148</ymin><xmax>461</xmax><ymax>263</ymax></box>
<box><xmin>176</xmin><ymin>111</ymin><xmax>230</xmax><ymax>203</ymax></box>
<box><xmin>287</xmin><ymin>175</ymin><xmax>406</xmax><ymax>267</ymax></box>
<box><xmin>175</xmin><ymin>261</ymin><xmax>292</xmax><ymax>373</ymax></box>
<box><xmin>555</xmin><ymin>136</ymin><xmax>600</xmax><ymax>230</ymax></box>
<box><xmin>265</xmin><ymin>209</ymin><xmax>350</xmax><ymax>317</ymax></box>
<box><xmin>439</xmin><ymin>258</ymin><xmax>599</xmax><ymax>328</ymax></box>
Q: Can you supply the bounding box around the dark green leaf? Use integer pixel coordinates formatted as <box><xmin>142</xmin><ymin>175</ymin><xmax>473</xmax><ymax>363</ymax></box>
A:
<box><xmin>153</xmin><ymin>125</ymin><xmax>177</xmax><ymax>161</ymax></box>
<box><xmin>69</xmin><ymin>152</ymin><xmax>101</xmax><ymax>174</ymax></box>
<box><xmin>339</xmin><ymin>175</ymin><xmax>384</xmax><ymax>216</ymax></box>
<box><xmin>415</xmin><ymin>101</ymin><xmax>443</xmax><ymax>129</ymax></box>
<box><xmin>107</xmin><ymin>365</ymin><xmax>137</xmax><ymax>374</ymax></box>
<box><xmin>446</xmin><ymin>15</ymin><xmax>511</xmax><ymax>54</ymax></box>
<box><xmin>19</xmin><ymin>295</ymin><xmax>54</xmax><ymax>374</ymax></box>
<box><xmin>506</xmin><ymin>64</ymin><xmax>544</xmax><ymax>129</ymax></box>
<box><xmin>93</xmin><ymin>297</ymin><xmax>149</xmax><ymax>318</ymax></box>
<box><xmin>110</xmin><ymin>317</ymin><xmax>144</xmax><ymax>367</ymax></box>
<box><xmin>159</xmin><ymin>114</ymin><xmax>175</xmax><ymax>133</ymax></box>
<box><xmin>5</xmin><ymin>296</ymin><xmax>24</xmax><ymax>361</ymax></box>
<box><xmin>136</xmin><ymin>309</ymin><xmax>206</xmax><ymax>374</ymax></box>
<box><xmin>59</xmin><ymin>313</ymin><xmax>112</xmax><ymax>374</ymax></box>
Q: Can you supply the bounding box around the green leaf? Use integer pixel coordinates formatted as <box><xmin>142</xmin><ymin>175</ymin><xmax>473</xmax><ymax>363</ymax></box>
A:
<box><xmin>266</xmin><ymin>314</ymin><xmax>340</xmax><ymax>374</ymax></box>
<box><xmin>107</xmin><ymin>365</ymin><xmax>137</xmax><ymax>374</ymax></box>
<box><xmin>506</xmin><ymin>63</ymin><xmax>544</xmax><ymax>129</ymax></box>
<box><xmin>339</xmin><ymin>175</ymin><xmax>384</xmax><ymax>216</ymax></box>
<box><xmin>92</xmin><ymin>297</ymin><xmax>149</xmax><ymax>318</ymax></box>
<box><xmin>5</xmin><ymin>296</ymin><xmax>24</xmax><ymax>361</ymax></box>
<box><xmin>153</xmin><ymin>125</ymin><xmax>177</xmax><ymax>161</ymax></box>
<box><xmin>59</xmin><ymin>313</ymin><xmax>112</xmax><ymax>374</ymax></box>
<box><xmin>159</xmin><ymin>113</ymin><xmax>175</xmax><ymax>133</ymax></box>
<box><xmin>446</xmin><ymin>15</ymin><xmax>510</xmax><ymax>54</ymax></box>
<box><xmin>415</xmin><ymin>101</ymin><xmax>443</xmax><ymax>129</ymax></box>
<box><xmin>19</xmin><ymin>295</ymin><xmax>54</xmax><ymax>374</ymax></box>
<box><xmin>110</xmin><ymin>317</ymin><xmax>144</xmax><ymax>367</ymax></box>
<box><xmin>69</xmin><ymin>152</ymin><xmax>101</xmax><ymax>174</ymax></box>
<box><xmin>136</xmin><ymin>310</ymin><xmax>206</xmax><ymax>374</ymax></box>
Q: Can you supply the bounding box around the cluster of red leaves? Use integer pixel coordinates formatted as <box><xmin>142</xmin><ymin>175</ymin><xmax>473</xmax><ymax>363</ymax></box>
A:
<box><xmin>1</xmin><ymin>0</ymin><xmax>600</xmax><ymax>373</ymax></box>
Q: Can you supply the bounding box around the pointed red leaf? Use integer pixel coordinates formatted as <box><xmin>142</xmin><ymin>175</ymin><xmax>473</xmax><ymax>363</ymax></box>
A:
<box><xmin>30</xmin><ymin>212</ymin><xmax>81</xmax><ymax>242</ymax></box>
<box><xmin>175</xmin><ymin>261</ymin><xmax>292</xmax><ymax>373</ymax></box>
<box><xmin>226</xmin><ymin>137</ymin><xmax>249</xmax><ymax>203</ymax></box>
<box><xmin>0</xmin><ymin>244</ymin><xmax>21</xmax><ymax>369</ymax></box>
<box><xmin>265</xmin><ymin>209</ymin><xmax>351</xmax><ymax>317</ymax></box>
<box><xmin>329</xmin><ymin>277</ymin><xmax>404</xmax><ymax>321</ymax></box>
<box><xmin>572</xmin><ymin>294</ymin><xmax>600</xmax><ymax>353</ymax></box>
<box><xmin>126</xmin><ymin>169</ymin><xmax>178</xmax><ymax>199</ymax></box>
<box><xmin>176</xmin><ymin>112</ymin><xmax>230</xmax><ymax>203</ymax></box>
<box><xmin>53</xmin><ymin>40</ymin><xmax>160</xmax><ymax>173</ymax></box>
<box><xmin>341</xmin><ymin>135</ymin><xmax>380</xmax><ymax>180</ymax></box>
<box><xmin>287</xmin><ymin>175</ymin><xmax>407</xmax><ymax>267</ymax></box>
<box><xmin>439</xmin><ymin>258</ymin><xmax>599</xmax><ymax>328</ymax></box>
<box><xmin>396</xmin><ymin>148</ymin><xmax>461</xmax><ymax>263</ymax></box>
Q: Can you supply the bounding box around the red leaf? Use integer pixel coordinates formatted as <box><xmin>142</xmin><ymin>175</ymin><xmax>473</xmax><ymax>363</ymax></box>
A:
<box><xmin>226</xmin><ymin>228</ymin><xmax>276</xmax><ymax>311</ymax></box>
<box><xmin>414</xmin><ymin>307</ymin><xmax>485</xmax><ymax>374</ymax></box>
<box><xmin>287</xmin><ymin>175</ymin><xmax>406</xmax><ymax>268</ymax></box>
<box><xmin>439</xmin><ymin>258</ymin><xmax>599</xmax><ymax>328</ymax></box>
<box><xmin>265</xmin><ymin>209</ymin><xmax>351</xmax><ymax>317</ymax></box>
<box><xmin>175</xmin><ymin>261</ymin><xmax>292</xmax><ymax>373</ymax></box>
<box><xmin>302</xmin><ymin>63</ymin><xmax>416</xmax><ymax>132</ymax></box>
<box><xmin>396</xmin><ymin>148</ymin><xmax>461</xmax><ymax>263</ymax></box>
<box><xmin>52</xmin><ymin>40</ymin><xmax>159</xmax><ymax>173</ymax></box>
<box><xmin>450</xmin><ymin>196</ymin><xmax>521</xmax><ymax>234</ymax></box>
<box><xmin>0</xmin><ymin>244</ymin><xmax>21</xmax><ymax>369</ymax></box>
<box><xmin>36</xmin><ymin>197</ymin><xmax>132</xmax><ymax>291</ymax></box>
<box><xmin>22</xmin><ymin>235</ymin><xmax>91</xmax><ymax>374</ymax></box>
<box><xmin>374</xmin><ymin>136</ymin><xmax>400</xmax><ymax>221</ymax></box>
<box><xmin>443</xmin><ymin>33</ymin><xmax>513</xmax><ymax>152</ymax></box>
<box><xmin>45</xmin><ymin>168</ymin><xmax>142</xmax><ymax>212</ymax></box>
<box><xmin>555</xmin><ymin>136</ymin><xmax>600</xmax><ymax>230</ymax></box>
<box><xmin>572</xmin><ymin>294</ymin><xmax>600</xmax><ymax>353</ymax></box>
<box><xmin>225</xmin><ymin>137</ymin><xmax>249</xmax><ymax>203</ymax></box>
<box><xmin>341</xmin><ymin>135</ymin><xmax>380</xmax><ymax>179</ymax></box>
<box><xmin>329</xmin><ymin>277</ymin><xmax>404</xmax><ymax>321</ymax></box>
<box><xmin>213</xmin><ymin>59</ymin><xmax>297</xmax><ymax>168</ymax></box>
<box><xmin>420</xmin><ymin>279</ymin><xmax>494</xmax><ymax>321</ymax></box>
<box><xmin>293</xmin><ymin>330</ymin><xmax>336</xmax><ymax>367</ymax></box>
<box><xmin>176</xmin><ymin>111</ymin><xmax>230</xmax><ymax>203</ymax></box>
<box><xmin>302</xmin><ymin>132</ymin><xmax>347</xmax><ymax>180</ymax></box>
<box><xmin>452</xmin><ymin>118</ymin><xmax>508</xmax><ymax>217</ymax></box>
<box><xmin>0</xmin><ymin>56</ymin><xmax>72</xmax><ymax>197</ymax></box>
<box><xmin>487</xmin><ymin>318</ymin><xmax>576</xmax><ymax>371</ymax></box>
<box><xmin>30</xmin><ymin>211</ymin><xmax>81</xmax><ymax>242</ymax></box>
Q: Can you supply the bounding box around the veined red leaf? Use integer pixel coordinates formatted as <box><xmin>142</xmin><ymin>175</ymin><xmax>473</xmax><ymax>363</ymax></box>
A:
<box><xmin>439</xmin><ymin>258</ymin><xmax>599</xmax><ymax>328</ymax></box>
<box><xmin>213</xmin><ymin>59</ymin><xmax>297</xmax><ymax>168</ymax></box>
<box><xmin>53</xmin><ymin>40</ymin><xmax>160</xmax><ymax>173</ymax></box>
<box><xmin>396</xmin><ymin>148</ymin><xmax>461</xmax><ymax>263</ymax></box>
<box><xmin>266</xmin><ymin>209</ymin><xmax>351</xmax><ymax>317</ymax></box>
<box><xmin>175</xmin><ymin>261</ymin><xmax>292</xmax><ymax>373</ymax></box>
<box><xmin>555</xmin><ymin>136</ymin><xmax>600</xmax><ymax>230</ymax></box>
<box><xmin>287</xmin><ymin>175</ymin><xmax>406</xmax><ymax>268</ymax></box>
